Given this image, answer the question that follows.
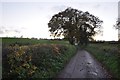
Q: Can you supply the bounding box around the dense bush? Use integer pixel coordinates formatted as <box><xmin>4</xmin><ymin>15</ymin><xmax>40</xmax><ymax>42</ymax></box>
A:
<box><xmin>29</xmin><ymin>44</ymin><xmax>76</xmax><ymax>78</ymax></box>
<box><xmin>2</xmin><ymin>45</ymin><xmax>37</xmax><ymax>79</ymax></box>
<box><xmin>2</xmin><ymin>44</ymin><xmax>76</xmax><ymax>79</ymax></box>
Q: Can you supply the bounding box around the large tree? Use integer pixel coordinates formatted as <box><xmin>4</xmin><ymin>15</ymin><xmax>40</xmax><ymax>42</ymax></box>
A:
<box><xmin>48</xmin><ymin>7</ymin><xmax>103</xmax><ymax>45</ymax></box>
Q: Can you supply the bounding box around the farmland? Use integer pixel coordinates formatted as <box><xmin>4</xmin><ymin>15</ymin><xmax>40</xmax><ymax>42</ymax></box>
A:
<box><xmin>2</xmin><ymin>37</ymin><xmax>69</xmax><ymax>46</ymax></box>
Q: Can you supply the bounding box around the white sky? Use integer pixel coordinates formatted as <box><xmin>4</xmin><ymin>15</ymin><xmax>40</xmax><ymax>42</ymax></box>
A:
<box><xmin>0</xmin><ymin>0</ymin><xmax>119</xmax><ymax>41</ymax></box>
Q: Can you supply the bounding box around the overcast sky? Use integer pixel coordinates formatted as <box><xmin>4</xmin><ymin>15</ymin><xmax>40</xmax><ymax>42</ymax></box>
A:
<box><xmin>0</xmin><ymin>0</ymin><xmax>119</xmax><ymax>41</ymax></box>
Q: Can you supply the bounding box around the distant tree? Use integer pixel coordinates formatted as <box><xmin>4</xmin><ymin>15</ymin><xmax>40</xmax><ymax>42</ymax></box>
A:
<box><xmin>114</xmin><ymin>20</ymin><xmax>120</xmax><ymax>41</ymax></box>
<box><xmin>114</xmin><ymin>20</ymin><xmax>120</xmax><ymax>29</ymax></box>
<box><xmin>20</xmin><ymin>35</ymin><xmax>23</xmax><ymax>38</ymax></box>
<box><xmin>48</xmin><ymin>7</ymin><xmax>103</xmax><ymax>45</ymax></box>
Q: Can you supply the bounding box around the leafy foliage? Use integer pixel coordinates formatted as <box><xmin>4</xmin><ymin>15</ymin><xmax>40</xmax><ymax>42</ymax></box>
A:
<box><xmin>29</xmin><ymin>44</ymin><xmax>76</xmax><ymax>78</ymax></box>
<box><xmin>3</xmin><ymin>45</ymin><xmax>37</xmax><ymax>79</ymax></box>
<box><xmin>2</xmin><ymin>43</ymin><xmax>76</xmax><ymax>79</ymax></box>
<box><xmin>48</xmin><ymin>7</ymin><xmax>103</xmax><ymax>45</ymax></box>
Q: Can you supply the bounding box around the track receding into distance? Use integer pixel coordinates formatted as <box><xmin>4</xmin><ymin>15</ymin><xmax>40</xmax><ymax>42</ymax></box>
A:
<box><xmin>57</xmin><ymin>50</ymin><xmax>111</xmax><ymax>78</ymax></box>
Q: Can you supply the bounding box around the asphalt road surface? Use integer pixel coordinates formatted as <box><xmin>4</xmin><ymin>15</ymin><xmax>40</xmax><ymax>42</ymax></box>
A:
<box><xmin>57</xmin><ymin>50</ymin><xmax>111</xmax><ymax>78</ymax></box>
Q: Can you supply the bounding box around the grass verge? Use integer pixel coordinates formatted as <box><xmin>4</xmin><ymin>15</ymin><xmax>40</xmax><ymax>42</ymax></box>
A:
<box><xmin>85</xmin><ymin>43</ymin><xmax>120</xmax><ymax>79</ymax></box>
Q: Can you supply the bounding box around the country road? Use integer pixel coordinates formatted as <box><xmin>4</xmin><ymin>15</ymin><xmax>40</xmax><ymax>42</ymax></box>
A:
<box><xmin>57</xmin><ymin>50</ymin><xmax>111</xmax><ymax>78</ymax></box>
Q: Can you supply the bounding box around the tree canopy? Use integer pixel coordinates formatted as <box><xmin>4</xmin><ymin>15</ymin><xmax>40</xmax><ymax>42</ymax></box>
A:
<box><xmin>48</xmin><ymin>7</ymin><xmax>103</xmax><ymax>45</ymax></box>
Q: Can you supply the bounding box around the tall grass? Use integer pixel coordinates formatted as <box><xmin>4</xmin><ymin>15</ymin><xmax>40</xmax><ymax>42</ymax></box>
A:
<box><xmin>85</xmin><ymin>43</ymin><xmax>120</xmax><ymax>79</ymax></box>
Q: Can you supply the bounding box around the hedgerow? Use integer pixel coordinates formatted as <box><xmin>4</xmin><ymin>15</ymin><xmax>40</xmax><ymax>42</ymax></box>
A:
<box><xmin>2</xmin><ymin>44</ymin><xmax>76</xmax><ymax>79</ymax></box>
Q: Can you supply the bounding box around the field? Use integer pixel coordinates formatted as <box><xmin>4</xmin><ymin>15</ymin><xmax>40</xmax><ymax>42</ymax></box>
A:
<box><xmin>2</xmin><ymin>37</ymin><xmax>77</xmax><ymax>79</ymax></box>
<box><xmin>2</xmin><ymin>37</ymin><xmax>69</xmax><ymax>46</ymax></box>
<box><xmin>1</xmin><ymin>37</ymin><xmax>120</xmax><ymax>79</ymax></box>
<box><xmin>85</xmin><ymin>43</ymin><xmax>120</xmax><ymax>78</ymax></box>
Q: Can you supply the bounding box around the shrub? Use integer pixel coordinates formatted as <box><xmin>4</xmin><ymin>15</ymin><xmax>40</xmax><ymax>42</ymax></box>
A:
<box><xmin>3</xmin><ymin>45</ymin><xmax>37</xmax><ymax>79</ymax></box>
<box><xmin>2</xmin><ymin>44</ymin><xmax>76</xmax><ymax>79</ymax></box>
<box><xmin>30</xmin><ymin>44</ymin><xmax>75</xmax><ymax>78</ymax></box>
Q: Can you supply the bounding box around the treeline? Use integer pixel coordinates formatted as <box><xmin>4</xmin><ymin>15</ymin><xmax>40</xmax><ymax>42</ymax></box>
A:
<box><xmin>1</xmin><ymin>37</ymin><xmax>63</xmax><ymax>40</ymax></box>
<box><xmin>90</xmin><ymin>41</ymin><xmax>120</xmax><ymax>44</ymax></box>
<box><xmin>1</xmin><ymin>37</ymin><xmax>120</xmax><ymax>44</ymax></box>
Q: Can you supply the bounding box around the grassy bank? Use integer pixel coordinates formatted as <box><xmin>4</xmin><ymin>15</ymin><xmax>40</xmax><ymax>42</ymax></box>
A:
<box><xmin>2</xmin><ymin>38</ymin><xmax>77</xmax><ymax>79</ymax></box>
<box><xmin>85</xmin><ymin>43</ymin><xmax>120</xmax><ymax>79</ymax></box>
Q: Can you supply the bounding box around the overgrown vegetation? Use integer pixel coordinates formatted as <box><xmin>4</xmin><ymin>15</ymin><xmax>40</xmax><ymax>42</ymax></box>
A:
<box><xmin>85</xmin><ymin>43</ymin><xmax>120</xmax><ymax>79</ymax></box>
<box><xmin>2</xmin><ymin>38</ymin><xmax>76</xmax><ymax>79</ymax></box>
<box><xmin>3</xmin><ymin>45</ymin><xmax>37</xmax><ymax>79</ymax></box>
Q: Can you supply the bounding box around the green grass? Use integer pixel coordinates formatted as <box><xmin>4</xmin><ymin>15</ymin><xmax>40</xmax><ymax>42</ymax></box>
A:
<box><xmin>2</xmin><ymin>37</ymin><xmax>69</xmax><ymax>46</ymax></box>
<box><xmin>85</xmin><ymin>43</ymin><xmax>120</xmax><ymax>79</ymax></box>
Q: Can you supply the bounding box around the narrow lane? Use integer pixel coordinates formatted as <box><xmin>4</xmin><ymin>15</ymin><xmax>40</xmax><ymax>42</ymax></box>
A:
<box><xmin>57</xmin><ymin>50</ymin><xmax>111</xmax><ymax>78</ymax></box>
